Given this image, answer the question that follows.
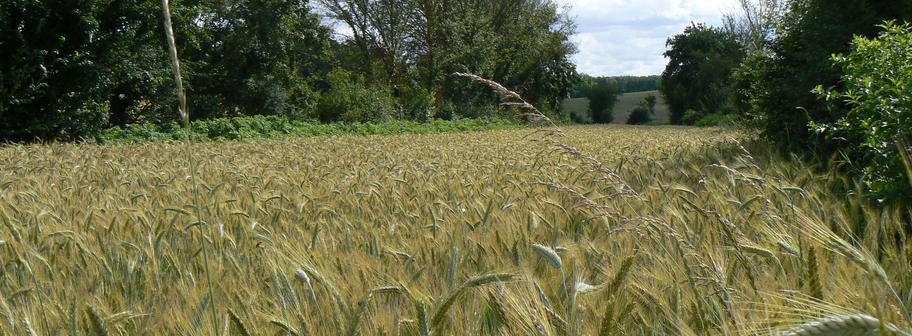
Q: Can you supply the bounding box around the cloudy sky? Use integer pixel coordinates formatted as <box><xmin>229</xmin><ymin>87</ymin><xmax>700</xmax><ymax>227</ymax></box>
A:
<box><xmin>555</xmin><ymin>0</ymin><xmax>737</xmax><ymax>76</ymax></box>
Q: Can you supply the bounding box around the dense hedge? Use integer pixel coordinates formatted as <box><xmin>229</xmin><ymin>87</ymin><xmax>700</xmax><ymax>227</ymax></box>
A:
<box><xmin>96</xmin><ymin>116</ymin><xmax>521</xmax><ymax>143</ymax></box>
<box><xmin>811</xmin><ymin>22</ymin><xmax>912</xmax><ymax>196</ymax></box>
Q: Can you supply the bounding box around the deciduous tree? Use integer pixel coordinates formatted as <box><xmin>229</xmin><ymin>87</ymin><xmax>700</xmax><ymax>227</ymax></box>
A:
<box><xmin>660</xmin><ymin>23</ymin><xmax>744</xmax><ymax>124</ymax></box>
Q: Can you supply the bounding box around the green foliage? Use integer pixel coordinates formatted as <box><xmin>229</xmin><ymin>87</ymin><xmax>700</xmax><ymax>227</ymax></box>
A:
<box><xmin>613</xmin><ymin>76</ymin><xmax>662</xmax><ymax>94</ymax></box>
<box><xmin>98</xmin><ymin>0</ymin><xmax>178</xmax><ymax>127</ymax></box>
<box><xmin>176</xmin><ymin>0</ymin><xmax>331</xmax><ymax>120</ymax></box>
<box><xmin>681</xmin><ymin>109</ymin><xmax>704</xmax><ymax>125</ymax></box>
<box><xmin>682</xmin><ymin>109</ymin><xmax>738</xmax><ymax>127</ymax></box>
<box><xmin>694</xmin><ymin>113</ymin><xmax>738</xmax><ymax>127</ymax></box>
<box><xmin>1</xmin><ymin>0</ymin><xmax>116</xmax><ymax>141</ymax></box>
<box><xmin>97</xmin><ymin>115</ymin><xmax>520</xmax><ymax>142</ymax></box>
<box><xmin>626</xmin><ymin>95</ymin><xmax>657</xmax><ymax>125</ymax></box>
<box><xmin>586</xmin><ymin>81</ymin><xmax>619</xmax><ymax>124</ymax></box>
<box><xmin>626</xmin><ymin>107</ymin><xmax>652</xmax><ymax>125</ymax></box>
<box><xmin>568</xmin><ymin>108</ymin><xmax>593</xmax><ymax>124</ymax></box>
<box><xmin>317</xmin><ymin>69</ymin><xmax>399</xmax><ymax>123</ymax></box>
<box><xmin>811</xmin><ymin>22</ymin><xmax>912</xmax><ymax>196</ymax></box>
<box><xmin>661</xmin><ymin>23</ymin><xmax>744</xmax><ymax>124</ymax></box>
<box><xmin>739</xmin><ymin>0</ymin><xmax>912</xmax><ymax>151</ymax></box>
<box><xmin>571</xmin><ymin>75</ymin><xmax>660</xmax><ymax>98</ymax></box>
<box><xmin>2</xmin><ymin>0</ymin><xmax>577</xmax><ymax>142</ymax></box>
<box><xmin>321</xmin><ymin>0</ymin><xmax>578</xmax><ymax>118</ymax></box>
<box><xmin>0</xmin><ymin>0</ymin><xmax>331</xmax><ymax>142</ymax></box>
<box><xmin>642</xmin><ymin>95</ymin><xmax>657</xmax><ymax>113</ymax></box>
<box><xmin>401</xmin><ymin>85</ymin><xmax>436</xmax><ymax>122</ymax></box>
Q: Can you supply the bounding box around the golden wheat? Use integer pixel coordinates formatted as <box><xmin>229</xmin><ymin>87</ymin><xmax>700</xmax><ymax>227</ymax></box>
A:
<box><xmin>0</xmin><ymin>122</ymin><xmax>909</xmax><ymax>335</ymax></box>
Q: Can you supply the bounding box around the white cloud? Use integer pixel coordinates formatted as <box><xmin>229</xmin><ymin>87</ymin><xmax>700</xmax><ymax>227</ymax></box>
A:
<box><xmin>557</xmin><ymin>0</ymin><xmax>737</xmax><ymax>76</ymax></box>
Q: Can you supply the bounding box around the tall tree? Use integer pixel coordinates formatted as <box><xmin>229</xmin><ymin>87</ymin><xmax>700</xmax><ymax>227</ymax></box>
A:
<box><xmin>586</xmin><ymin>80</ymin><xmax>619</xmax><ymax>124</ymax></box>
<box><xmin>179</xmin><ymin>0</ymin><xmax>332</xmax><ymax>119</ymax></box>
<box><xmin>743</xmin><ymin>0</ymin><xmax>912</xmax><ymax>151</ymax></box>
<box><xmin>1</xmin><ymin>0</ymin><xmax>114</xmax><ymax>141</ymax></box>
<box><xmin>1</xmin><ymin>0</ymin><xmax>334</xmax><ymax>141</ymax></box>
<box><xmin>660</xmin><ymin>23</ymin><xmax>744</xmax><ymax>124</ymax></box>
<box><xmin>317</xmin><ymin>0</ymin><xmax>578</xmax><ymax>118</ymax></box>
<box><xmin>722</xmin><ymin>0</ymin><xmax>787</xmax><ymax>52</ymax></box>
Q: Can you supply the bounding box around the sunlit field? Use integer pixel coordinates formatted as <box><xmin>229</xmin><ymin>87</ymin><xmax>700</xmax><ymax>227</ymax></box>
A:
<box><xmin>1</xmin><ymin>125</ymin><xmax>909</xmax><ymax>335</ymax></box>
<box><xmin>561</xmin><ymin>91</ymin><xmax>670</xmax><ymax>124</ymax></box>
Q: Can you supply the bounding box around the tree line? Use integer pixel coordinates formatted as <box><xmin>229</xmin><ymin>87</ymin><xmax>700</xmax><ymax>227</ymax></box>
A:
<box><xmin>569</xmin><ymin>74</ymin><xmax>660</xmax><ymax>98</ymax></box>
<box><xmin>0</xmin><ymin>0</ymin><xmax>577</xmax><ymax>141</ymax></box>
<box><xmin>659</xmin><ymin>0</ymin><xmax>912</xmax><ymax>197</ymax></box>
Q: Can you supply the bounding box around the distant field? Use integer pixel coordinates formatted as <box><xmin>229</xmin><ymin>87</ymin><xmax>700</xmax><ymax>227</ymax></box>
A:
<box><xmin>562</xmin><ymin>90</ymin><xmax>670</xmax><ymax>124</ymax></box>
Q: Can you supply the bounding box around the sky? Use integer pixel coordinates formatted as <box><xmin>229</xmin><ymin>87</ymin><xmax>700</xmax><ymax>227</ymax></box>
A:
<box><xmin>555</xmin><ymin>0</ymin><xmax>737</xmax><ymax>76</ymax></box>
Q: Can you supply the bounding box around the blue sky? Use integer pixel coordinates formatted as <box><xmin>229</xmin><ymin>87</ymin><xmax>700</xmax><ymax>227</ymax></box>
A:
<box><xmin>556</xmin><ymin>0</ymin><xmax>737</xmax><ymax>76</ymax></box>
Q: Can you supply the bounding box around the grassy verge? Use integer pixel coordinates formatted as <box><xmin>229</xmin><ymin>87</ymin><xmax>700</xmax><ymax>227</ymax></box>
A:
<box><xmin>97</xmin><ymin>115</ymin><xmax>522</xmax><ymax>143</ymax></box>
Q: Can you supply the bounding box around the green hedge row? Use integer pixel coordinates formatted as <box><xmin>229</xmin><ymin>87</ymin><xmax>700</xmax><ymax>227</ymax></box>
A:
<box><xmin>97</xmin><ymin>116</ymin><xmax>522</xmax><ymax>143</ymax></box>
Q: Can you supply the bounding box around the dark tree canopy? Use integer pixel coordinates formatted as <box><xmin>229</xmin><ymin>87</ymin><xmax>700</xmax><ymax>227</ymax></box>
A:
<box><xmin>1</xmin><ymin>0</ymin><xmax>116</xmax><ymax>141</ymax></box>
<box><xmin>0</xmin><ymin>0</ymin><xmax>332</xmax><ymax>141</ymax></box>
<box><xmin>1</xmin><ymin>0</ymin><xmax>579</xmax><ymax>141</ymax></box>
<box><xmin>318</xmin><ymin>0</ymin><xmax>579</xmax><ymax>119</ymax></box>
<box><xmin>586</xmin><ymin>80</ymin><xmax>619</xmax><ymax>124</ymax></box>
<box><xmin>740</xmin><ymin>0</ymin><xmax>912</xmax><ymax>151</ymax></box>
<box><xmin>660</xmin><ymin>23</ymin><xmax>744</xmax><ymax>125</ymax></box>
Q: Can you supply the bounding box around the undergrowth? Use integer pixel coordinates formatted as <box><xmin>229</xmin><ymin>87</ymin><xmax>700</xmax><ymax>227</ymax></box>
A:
<box><xmin>96</xmin><ymin>116</ymin><xmax>521</xmax><ymax>143</ymax></box>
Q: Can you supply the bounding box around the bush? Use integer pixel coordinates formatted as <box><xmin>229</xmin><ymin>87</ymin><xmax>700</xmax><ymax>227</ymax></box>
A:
<box><xmin>681</xmin><ymin>109</ymin><xmax>704</xmax><ymax>125</ymax></box>
<box><xmin>97</xmin><ymin>115</ymin><xmax>520</xmax><ymax>143</ymax></box>
<box><xmin>570</xmin><ymin>109</ymin><xmax>593</xmax><ymax>124</ymax></box>
<box><xmin>627</xmin><ymin>95</ymin><xmax>658</xmax><ymax>125</ymax></box>
<box><xmin>317</xmin><ymin>70</ymin><xmax>399</xmax><ymax>123</ymax></box>
<box><xmin>812</xmin><ymin>21</ymin><xmax>912</xmax><ymax>196</ymax></box>
<box><xmin>694</xmin><ymin>113</ymin><xmax>738</xmax><ymax>127</ymax></box>
<box><xmin>626</xmin><ymin>107</ymin><xmax>652</xmax><ymax>125</ymax></box>
<box><xmin>401</xmin><ymin>85</ymin><xmax>435</xmax><ymax>122</ymax></box>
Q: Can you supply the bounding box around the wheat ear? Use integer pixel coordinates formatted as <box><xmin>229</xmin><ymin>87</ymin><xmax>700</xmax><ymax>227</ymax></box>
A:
<box><xmin>532</xmin><ymin>244</ymin><xmax>562</xmax><ymax>269</ymax></box>
<box><xmin>782</xmin><ymin>314</ymin><xmax>911</xmax><ymax>336</ymax></box>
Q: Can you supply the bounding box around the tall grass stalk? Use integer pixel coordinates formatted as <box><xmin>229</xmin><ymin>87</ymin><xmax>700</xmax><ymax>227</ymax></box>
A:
<box><xmin>897</xmin><ymin>137</ymin><xmax>912</xmax><ymax>191</ymax></box>
<box><xmin>162</xmin><ymin>1</ymin><xmax>218</xmax><ymax>333</ymax></box>
<box><xmin>162</xmin><ymin>0</ymin><xmax>189</xmax><ymax>128</ymax></box>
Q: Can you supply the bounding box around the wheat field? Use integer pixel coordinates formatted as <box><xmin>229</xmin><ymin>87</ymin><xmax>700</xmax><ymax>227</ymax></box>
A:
<box><xmin>1</xmin><ymin>124</ymin><xmax>910</xmax><ymax>335</ymax></box>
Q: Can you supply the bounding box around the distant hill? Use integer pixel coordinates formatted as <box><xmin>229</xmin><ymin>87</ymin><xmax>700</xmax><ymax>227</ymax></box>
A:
<box><xmin>570</xmin><ymin>75</ymin><xmax>661</xmax><ymax>98</ymax></box>
<box><xmin>561</xmin><ymin>90</ymin><xmax>669</xmax><ymax>124</ymax></box>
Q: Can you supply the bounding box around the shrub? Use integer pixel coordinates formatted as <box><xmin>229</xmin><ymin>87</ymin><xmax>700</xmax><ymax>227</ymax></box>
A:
<box><xmin>570</xmin><ymin>109</ymin><xmax>593</xmax><ymax>124</ymax></box>
<box><xmin>812</xmin><ymin>21</ymin><xmax>912</xmax><ymax>196</ymax></box>
<box><xmin>401</xmin><ymin>85</ymin><xmax>435</xmax><ymax>122</ymax></box>
<box><xmin>694</xmin><ymin>113</ymin><xmax>738</xmax><ymax>127</ymax></box>
<box><xmin>626</xmin><ymin>107</ymin><xmax>652</xmax><ymax>125</ymax></box>
<box><xmin>681</xmin><ymin>109</ymin><xmax>704</xmax><ymax>125</ymax></box>
<box><xmin>97</xmin><ymin>116</ymin><xmax>519</xmax><ymax>143</ymax></box>
<box><xmin>737</xmin><ymin>1</ymin><xmax>911</xmax><ymax>152</ymax></box>
<box><xmin>317</xmin><ymin>70</ymin><xmax>399</xmax><ymax>123</ymax></box>
<box><xmin>436</xmin><ymin>101</ymin><xmax>458</xmax><ymax>120</ymax></box>
<box><xmin>627</xmin><ymin>95</ymin><xmax>658</xmax><ymax>125</ymax></box>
